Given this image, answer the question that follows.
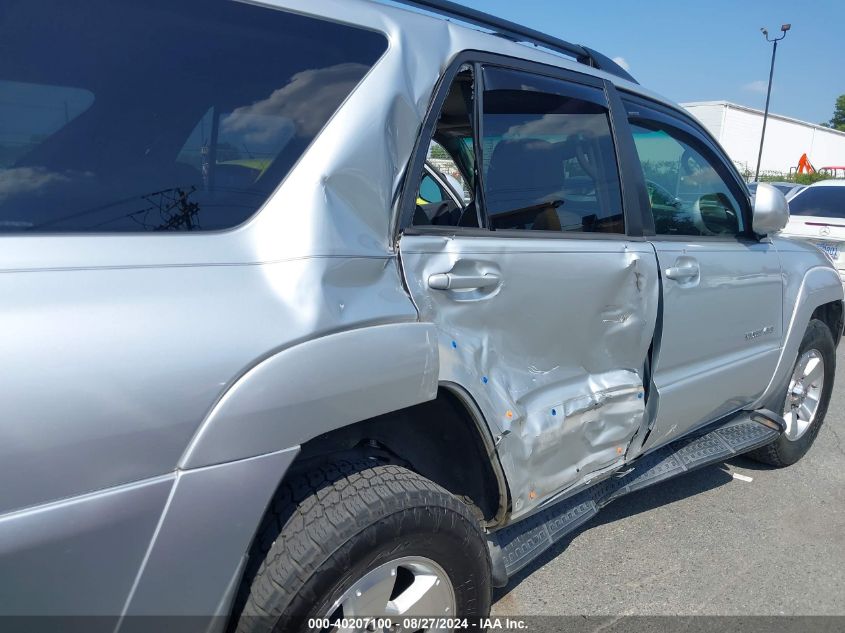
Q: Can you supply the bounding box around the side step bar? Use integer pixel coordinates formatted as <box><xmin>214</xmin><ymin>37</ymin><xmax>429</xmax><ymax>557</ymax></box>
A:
<box><xmin>489</xmin><ymin>411</ymin><xmax>785</xmax><ymax>584</ymax></box>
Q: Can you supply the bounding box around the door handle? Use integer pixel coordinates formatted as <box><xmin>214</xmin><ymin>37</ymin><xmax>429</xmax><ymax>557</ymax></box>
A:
<box><xmin>428</xmin><ymin>272</ymin><xmax>501</xmax><ymax>290</ymax></box>
<box><xmin>664</xmin><ymin>263</ymin><xmax>699</xmax><ymax>281</ymax></box>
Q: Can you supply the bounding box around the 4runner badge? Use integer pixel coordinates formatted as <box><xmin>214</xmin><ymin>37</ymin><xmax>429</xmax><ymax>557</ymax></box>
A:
<box><xmin>745</xmin><ymin>325</ymin><xmax>775</xmax><ymax>340</ymax></box>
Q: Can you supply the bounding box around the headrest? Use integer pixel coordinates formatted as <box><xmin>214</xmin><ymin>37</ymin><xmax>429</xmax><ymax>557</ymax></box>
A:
<box><xmin>485</xmin><ymin>138</ymin><xmax>566</xmax><ymax>215</ymax></box>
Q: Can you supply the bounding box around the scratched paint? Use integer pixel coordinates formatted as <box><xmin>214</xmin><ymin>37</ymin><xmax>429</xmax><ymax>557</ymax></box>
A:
<box><xmin>399</xmin><ymin>234</ymin><xmax>660</xmax><ymax>519</ymax></box>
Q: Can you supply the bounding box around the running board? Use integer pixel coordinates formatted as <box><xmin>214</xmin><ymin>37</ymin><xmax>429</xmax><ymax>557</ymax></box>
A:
<box><xmin>489</xmin><ymin>412</ymin><xmax>784</xmax><ymax>583</ymax></box>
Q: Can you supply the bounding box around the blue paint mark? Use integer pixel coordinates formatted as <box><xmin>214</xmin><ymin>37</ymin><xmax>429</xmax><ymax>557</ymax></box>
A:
<box><xmin>551</xmin><ymin>408</ymin><xmax>557</xmax><ymax>416</ymax></box>
<box><xmin>451</xmin><ymin>340</ymin><xmax>457</xmax><ymax>349</ymax></box>
<box><xmin>482</xmin><ymin>376</ymin><xmax>489</xmax><ymax>384</ymax></box>
<box><xmin>637</xmin><ymin>392</ymin><xmax>644</xmax><ymax>399</ymax></box>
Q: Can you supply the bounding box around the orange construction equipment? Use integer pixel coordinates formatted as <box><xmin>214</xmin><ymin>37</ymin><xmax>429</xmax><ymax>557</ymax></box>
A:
<box><xmin>796</xmin><ymin>153</ymin><xmax>816</xmax><ymax>174</ymax></box>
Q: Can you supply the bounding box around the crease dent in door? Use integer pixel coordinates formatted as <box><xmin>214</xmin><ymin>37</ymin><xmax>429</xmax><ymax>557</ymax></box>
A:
<box><xmin>401</xmin><ymin>237</ymin><xmax>658</xmax><ymax>518</ymax></box>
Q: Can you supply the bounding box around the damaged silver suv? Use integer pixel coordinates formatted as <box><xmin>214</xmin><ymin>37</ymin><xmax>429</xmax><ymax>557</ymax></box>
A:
<box><xmin>2</xmin><ymin>0</ymin><xmax>842</xmax><ymax>630</ymax></box>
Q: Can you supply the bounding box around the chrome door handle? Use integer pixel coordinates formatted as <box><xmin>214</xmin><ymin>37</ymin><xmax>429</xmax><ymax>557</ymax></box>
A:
<box><xmin>664</xmin><ymin>263</ymin><xmax>699</xmax><ymax>280</ymax></box>
<box><xmin>428</xmin><ymin>272</ymin><xmax>501</xmax><ymax>290</ymax></box>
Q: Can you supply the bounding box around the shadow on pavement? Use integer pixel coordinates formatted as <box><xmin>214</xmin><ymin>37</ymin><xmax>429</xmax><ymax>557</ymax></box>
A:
<box><xmin>493</xmin><ymin>462</ymin><xmax>736</xmax><ymax>601</ymax></box>
<box><xmin>723</xmin><ymin>453</ymin><xmax>779</xmax><ymax>471</ymax></box>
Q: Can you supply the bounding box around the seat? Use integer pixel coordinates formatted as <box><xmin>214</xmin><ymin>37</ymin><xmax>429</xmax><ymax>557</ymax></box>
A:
<box><xmin>532</xmin><ymin>207</ymin><xmax>562</xmax><ymax>231</ymax></box>
<box><xmin>484</xmin><ymin>138</ymin><xmax>568</xmax><ymax>230</ymax></box>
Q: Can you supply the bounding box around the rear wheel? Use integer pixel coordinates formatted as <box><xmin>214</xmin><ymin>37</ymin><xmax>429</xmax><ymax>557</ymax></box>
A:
<box><xmin>749</xmin><ymin>319</ymin><xmax>835</xmax><ymax>467</ymax></box>
<box><xmin>234</xmin><ymin>459</ymin><xmax>492</xmax><ymax>633</ymax></box>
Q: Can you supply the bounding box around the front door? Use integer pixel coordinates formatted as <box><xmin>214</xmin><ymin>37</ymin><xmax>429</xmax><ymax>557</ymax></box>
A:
<box><xmin>621</xmin><ymin>96</ymin><xmax>783</xmax><ymax>451</ymax></box>
<box><xmin>398</xmin><ymin>60</ymin><xmax>658</xmax><ymax>518</ymax></box>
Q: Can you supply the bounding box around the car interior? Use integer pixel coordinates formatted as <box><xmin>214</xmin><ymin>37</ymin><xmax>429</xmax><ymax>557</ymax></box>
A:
<box><xmin>413</xmin><ymin>67</ymin><xmax>625</xmax><ymax>233</ymax></box>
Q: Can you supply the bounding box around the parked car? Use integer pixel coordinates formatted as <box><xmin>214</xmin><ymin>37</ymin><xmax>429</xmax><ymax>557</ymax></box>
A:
<box><xmin>748</xmin><ymin>181</ymin><xmax>805</xmax><ymax>199</ymax></box>
<box><xmin>781</xmin><ymin>180</ymin><xmax>845</xmax><ymax>285</ymax></box>
<box><xmin>2</xmin><ymin>0</ymin><xmax>843</xmax><ymax>630</ymax></box>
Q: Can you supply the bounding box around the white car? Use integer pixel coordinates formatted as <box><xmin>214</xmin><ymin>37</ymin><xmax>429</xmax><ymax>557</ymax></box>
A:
<box><xmin>781</xmin><ymin>180</ymin><xmax>845</xmax><ymax>284</ymax></box>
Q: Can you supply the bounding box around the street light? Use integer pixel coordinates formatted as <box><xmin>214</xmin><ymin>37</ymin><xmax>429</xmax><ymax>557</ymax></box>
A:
<box><xmin>754</xmin><ymin>23</ymin><xmax>791</xmax><ymax>181</ymax></box>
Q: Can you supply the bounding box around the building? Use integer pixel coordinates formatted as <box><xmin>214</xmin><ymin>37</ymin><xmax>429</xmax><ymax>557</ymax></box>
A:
<box><xmin>682</xmin><ymin>101</ymin><xmax>845</xmax><ymax>177</ymax></box>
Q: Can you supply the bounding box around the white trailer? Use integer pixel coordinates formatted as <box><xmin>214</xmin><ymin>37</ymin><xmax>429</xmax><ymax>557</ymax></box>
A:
<box><xmin>683</xmin><ymin>100</ymin><xmax>845</xmax><ymax>176</ymax></box>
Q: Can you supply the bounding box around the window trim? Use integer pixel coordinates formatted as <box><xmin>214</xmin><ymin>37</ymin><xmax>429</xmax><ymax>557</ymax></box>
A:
<box><xmin>605</xmin><ymin>84</ymin><xmax>650</xmax><ymax>237</ymax></box>
<box><xmin>471</xmin><ymin>61</ymin><xmax>488</xmax><ymax>229</ymax></box>
<box><xmin>394</xmin><ymin>55</ymin><xmax>475</xmax><ymax>239</ymax></box>
<box><xmin>618</xmin><ymin>91</ymin><xmax>758</xmax><ymax>242</ymax></box>
<box><xmin>395</xmin><ymin>50</ymin><xmax>640</xmax><ymax>241</ymax></box>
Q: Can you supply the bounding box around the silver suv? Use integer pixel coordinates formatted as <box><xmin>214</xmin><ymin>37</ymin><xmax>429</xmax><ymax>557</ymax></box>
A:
<box><xmin>2</xmin><ymin>0</ymin><xmax>842</xmax><ymax>630</ymax></box>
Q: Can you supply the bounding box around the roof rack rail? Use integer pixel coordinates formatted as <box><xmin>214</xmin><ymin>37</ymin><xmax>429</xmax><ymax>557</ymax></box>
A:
<box><xmin>388</xmin><ymin>0</ymin><xmax>637</xmax><ymax>84</ymax></box>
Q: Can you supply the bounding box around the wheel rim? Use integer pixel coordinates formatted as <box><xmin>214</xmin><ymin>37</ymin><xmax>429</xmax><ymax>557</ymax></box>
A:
<box><xmin>783</xmin><ymin>348</ymin><xmax>824</xmax><ymax>441</ymax></box>
<box><xmin>324</xmin><ymin>556</ymin><xmax>456</xmax><ymax>629</ymax></box>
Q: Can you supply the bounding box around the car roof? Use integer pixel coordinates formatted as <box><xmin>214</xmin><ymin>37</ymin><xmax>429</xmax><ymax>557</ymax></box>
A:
<box><xmin>805</xmin><ymin>180</ymin><xmax>845</xmax><ymax>187</ymax></box>
<box><xmin>386</xmin><ymin>0</ymin><xmax>637</xmax><ymax>83</ymax></box>
<box><xmin>354</xmin><ymin>0</ymin><xmax>676</xmax><ymax>105</ymax></box>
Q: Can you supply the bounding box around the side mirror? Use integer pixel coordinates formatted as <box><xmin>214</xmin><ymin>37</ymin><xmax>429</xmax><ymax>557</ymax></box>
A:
<box><xmin>752</xmin><ymin>183</ymin><xmax>789</xmax><ymax>235</ymax></box>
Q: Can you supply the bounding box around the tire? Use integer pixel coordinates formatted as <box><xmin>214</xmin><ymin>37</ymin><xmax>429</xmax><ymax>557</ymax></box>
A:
<box><xmin>749</xmin><ymin>319</ymin><xmax>836</xmax><ymax>467</ymax></box>
<box><xmin>234</xmin><ymin>459</ymin><xmax>492</xmax><ymax>633</ymax></box>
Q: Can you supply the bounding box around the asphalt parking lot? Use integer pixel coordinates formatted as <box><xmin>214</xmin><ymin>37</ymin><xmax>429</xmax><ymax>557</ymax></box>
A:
<box><xmin>493</xmin><ymin>347</ymin><xmax>845</xmax><ymax>617</ymax></box>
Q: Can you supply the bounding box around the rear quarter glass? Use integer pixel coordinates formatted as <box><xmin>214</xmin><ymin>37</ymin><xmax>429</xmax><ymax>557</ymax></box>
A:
<box><xmin>0</xmin><ymin>0</ymin><xmax>386</xmax><ymax>233</ymax></box>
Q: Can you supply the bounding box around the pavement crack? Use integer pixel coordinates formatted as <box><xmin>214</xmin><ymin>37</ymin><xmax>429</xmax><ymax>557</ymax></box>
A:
<box><xmin>587</xmin><ymin>615</ymin><xmax>624</xmax><ymax>633</ymax></box>
<box><xmin>829</xmin><ymin>425</ymin><xmax>845</xmax><ymax>458</ymax></box>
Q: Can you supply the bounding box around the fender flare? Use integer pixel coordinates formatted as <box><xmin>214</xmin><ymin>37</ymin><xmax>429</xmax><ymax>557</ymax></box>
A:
<box><xmin>748</xmin><ymin>265</ymin><xmax>843</xmax><ymax>409</ymax></box>
<box><xmin>179</xmin><ymin>322</ymin><xmax>439</xmax><ymax>469</ymax></box>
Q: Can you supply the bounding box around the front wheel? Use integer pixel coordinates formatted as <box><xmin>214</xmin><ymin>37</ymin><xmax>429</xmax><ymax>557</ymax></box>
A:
<box><xmin>234</xmin><ymin>459</ymin><xmax>492</xmax><ymax>633</ymax></box>
<box><xmin>749</xmin><ymin>318</ymin><xmax>835</xmax><ymax>467</ymax></box>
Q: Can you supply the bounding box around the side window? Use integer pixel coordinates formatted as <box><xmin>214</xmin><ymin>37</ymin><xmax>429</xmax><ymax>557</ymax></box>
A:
<box><xmin>480</xmin><ymin>67</ymin><xmax>624</xmax><ymax>233</ymax></box>
<box><xmin>627</xmin><ymin>120</ymin><xmax>746</xmax><ymax>237</ymax></box>
<box><xmin>0</xmin><ymin>0</ymin><xmax>386</xmax><ymax>232</ymax></box>
<box><xmin>412</xmin><ymin>68</ymin><xmax>477</xmax><ymax>227</ymax></box>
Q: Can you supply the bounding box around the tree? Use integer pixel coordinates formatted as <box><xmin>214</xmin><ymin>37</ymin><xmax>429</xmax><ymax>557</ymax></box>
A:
<box><xmin>429</xmin><ymin>143</ymin><xmax>450</xmax><ymax>160</ymax></box>
<box><xmin>825</xmin><ymin>94</ymin><xmax>845</xmax><ymax>131</ymax></box>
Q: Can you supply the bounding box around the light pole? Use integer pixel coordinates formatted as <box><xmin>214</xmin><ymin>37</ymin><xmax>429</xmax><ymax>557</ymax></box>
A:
<box><xmin>754</xmin><ymin>23</ymin><xmax>791</xmax><ymax>182</ymax></box>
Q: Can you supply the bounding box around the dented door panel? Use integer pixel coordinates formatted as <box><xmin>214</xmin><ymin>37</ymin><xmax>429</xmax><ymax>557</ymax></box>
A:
<box><xmin>399</xmin><ymin>233</ymin><xmax>658</xmax><ymax>519</ymax></box>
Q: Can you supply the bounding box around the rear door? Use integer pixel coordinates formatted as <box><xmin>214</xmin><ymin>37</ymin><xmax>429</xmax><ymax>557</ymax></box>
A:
<box><xmin>620</xmin><ymin>95</ymin><xmax>784</xmax><ymax>451</ymax></box>
<box><xmin>397</xmin><ymin>58</ymin><xmax>659</xmax><ymax>518</ymax></box>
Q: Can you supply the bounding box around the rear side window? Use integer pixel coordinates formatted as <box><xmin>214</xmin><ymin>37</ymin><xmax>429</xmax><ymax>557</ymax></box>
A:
<box><xmin>0</xmin><ymin>0</ymin><xmax>386</xmax><ymax>233</ymax></box>
<box><xmin>789</xmin><ymin>187</ymin><xmax>845</xmax><ymax>218</ymax></box>
<box><xmin>480</xmin><ymin>67</ymin><xmax>624</xmax><ymax>233</ymax></box>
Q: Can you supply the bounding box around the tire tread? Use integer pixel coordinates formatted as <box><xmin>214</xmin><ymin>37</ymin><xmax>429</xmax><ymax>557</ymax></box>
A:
<box><xmin>749</xmin><ymin>319</ymin><xmax>835</xmax><ymax>467</ymax></box>
<box><xmin>234</xmin><ymin>459</ymin><xmax>487</xmax><ymax>633</ymax></box>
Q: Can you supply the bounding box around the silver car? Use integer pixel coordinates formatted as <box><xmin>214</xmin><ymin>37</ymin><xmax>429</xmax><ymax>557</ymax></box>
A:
<box><xmin>1</xmin><ymin>0</ymin><xmax>842</xmax><ymax>630</ymax></box>
<box><xmin>748</xmin><ymin>180</ymin><xmax>806</xmax><ymax>199</ymax></box>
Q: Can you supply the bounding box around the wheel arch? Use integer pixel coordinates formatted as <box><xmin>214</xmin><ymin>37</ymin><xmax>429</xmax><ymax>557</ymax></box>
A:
<box><xmin>811</xmin><ymin>299</ymin><xmax>844</xmax><ymax>347</ymax></box>
<box><xmin>226</xmin><ymin>385</ymin><xmax>510</xmax><ymax>624</ymax></box>
<box><xmin>178</xmin><ymin>321</ymin><xmax>440</xmax><ymax>469</ymax></box>
<box><xmin>749</xmin><ymin>264</ymin><xmax>843</xmax><ymax>410</ymax></box>
<box><xmin>279</xmin><ymin>383</ymin><xmax>510</xmax><ymax>526</ymax></box>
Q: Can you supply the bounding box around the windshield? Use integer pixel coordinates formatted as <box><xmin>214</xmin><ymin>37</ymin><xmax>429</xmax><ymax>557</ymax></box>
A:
<box><xmin>0</xmin><ymin>0</ymin><xmax>385</xmax><ymax>233</ymax></box>
<box><xmin>789</xmin><ymin>187</ymin><xmax>845</xmax><ymax>218</ymax></box>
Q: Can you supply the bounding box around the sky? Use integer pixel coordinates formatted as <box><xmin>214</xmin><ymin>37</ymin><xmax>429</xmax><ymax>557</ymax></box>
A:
<box><xmin>453</xmin><ymin>0</ymin><xmax>844</xmax><ymax>126</ymax></box>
